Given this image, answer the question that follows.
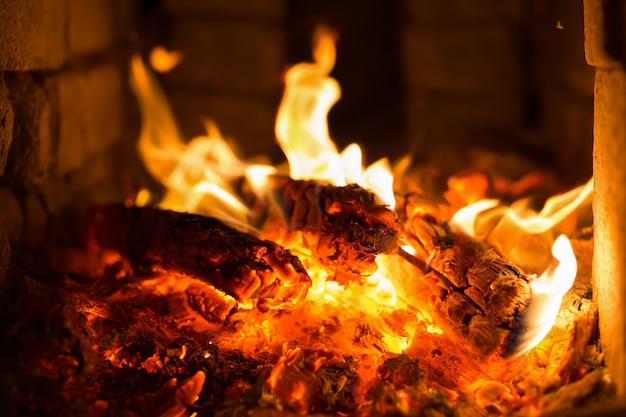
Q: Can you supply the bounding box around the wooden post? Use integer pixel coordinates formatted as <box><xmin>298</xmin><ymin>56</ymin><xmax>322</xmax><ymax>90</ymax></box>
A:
<box><xmin>584</xmin><ymin>0</ymin><xmax>626</xmax><ymax>401</ymax></box>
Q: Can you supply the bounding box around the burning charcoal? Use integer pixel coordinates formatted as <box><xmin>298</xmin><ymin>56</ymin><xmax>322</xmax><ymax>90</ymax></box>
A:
<box><xmin>474</xmin><ymin>380</ymin><xmax>515</xmax><ymax>414</ymax></box>
<box><xmin>87</xmin><ymin>204</ymin><xmax>311</xmax><ymax>310</ymax></box>
<box><xmin>377</xmin><ymin>355</ymin><xmax>424</xmax><ymax>389</ymax></box>
<box><xmin>369</xmin><ymin>382</ymin><xmax>480</xmax><ymax>417</ymax></box>
<box><xmin>138</xmin><ymin>371</ymin><xmax>206</xmax><ymax>417</ymax></box>
<box><xmin>262</xmin><ymin>346</ymin><xmax>360</xmax><ymax>415</ymax></box>
<box><xmin>313</xmin><ymin>354</ymin><xmax>359</xmax><ymax>413</ymax></box>
<box><xmin>271</xmin><ymin>177</ymin><xmax>399</xmax><ymax>285</ymax></box>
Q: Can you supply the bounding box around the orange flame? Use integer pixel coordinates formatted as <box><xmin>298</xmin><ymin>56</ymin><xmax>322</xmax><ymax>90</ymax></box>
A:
<box><xmin>130</xmin><ymin>55</ymin><xmax>274</xmax><ymax>226</ymax></box>
<box><xmin>275</xmin><ymin>27</ymin><xmax>395</xmax><ymax>209</ymax></box>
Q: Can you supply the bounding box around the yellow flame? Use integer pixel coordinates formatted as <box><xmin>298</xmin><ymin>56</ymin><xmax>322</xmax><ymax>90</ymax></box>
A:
<box><xmin>449</xmin><ymin>199</ymin><xmax>500</xmax><ymax>239</ymax></box>
<box><xmin>450</xmin><ymin>178</ymin><xmax>593</xmax><ymax>240</ymax></box>
<box><xmin>275</xmin><ymin>27</ymin><xmax>343</xmax><ymax>183</ymax></box>
<box><xmin>274</xmin><ymin>27</ymin><xmax>395</xmax><ymax>209</ymax></box>
<box><xmin>130</xmin><ymin>55</ymin><xmax>274</xmax><ymax>224</ymax></box>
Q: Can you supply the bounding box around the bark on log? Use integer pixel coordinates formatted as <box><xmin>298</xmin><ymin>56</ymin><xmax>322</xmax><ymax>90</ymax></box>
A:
<box><xmin>397</xmin><ymin>194</ymin><xmax>533</xmax><ymax>359</ymax></box>
<box><xmin>87</xmin><ymin>205</ymin><xmax>311</xmax><ymax>310</ymax></box>
<box><xmin>271</xmin><ymin>178</ymin><xmax>399</xmax><ymax>285</ymax></box>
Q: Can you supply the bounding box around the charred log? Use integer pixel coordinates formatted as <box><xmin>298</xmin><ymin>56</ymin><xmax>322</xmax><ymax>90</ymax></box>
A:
<box><xmin>87</xmin><ymin>204</ymin><xmax>311</xmax><ymax>310</ymax></box>
<box><xmin>271</xmin><ymin>178</ymin><xmax>399</xmax><ymax>285</ymax></box>
<box><xmin>397</xmin><ymin>194</ymin><xmax>533</xmax><ymax>359</ymax></box>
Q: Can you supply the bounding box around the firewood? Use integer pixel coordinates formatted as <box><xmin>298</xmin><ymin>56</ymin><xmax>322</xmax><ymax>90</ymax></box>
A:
<box><xmin>270</xmin><ymin>177</ymin><xmax>399</xmax><ymax>285</ymax></box>
<box><xmin>397</xmin><ymin>194</ymin><xmax>533</xmax><ymax>359</ymax></box>
<box><xmin>86</xmin><ymin>204</ymin><xmax>311</xmax><ymax>310</ymax></box>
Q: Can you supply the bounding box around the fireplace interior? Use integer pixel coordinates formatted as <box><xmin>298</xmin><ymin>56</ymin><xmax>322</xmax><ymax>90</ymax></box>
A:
<box><xmin>1</xmin><ymin>0</ymin><xmax>625</xmax><ymax>416</ymax></box>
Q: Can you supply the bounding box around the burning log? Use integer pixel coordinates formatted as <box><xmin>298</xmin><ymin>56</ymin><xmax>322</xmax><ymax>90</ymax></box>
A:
<box><xmin>397</xmin><ymin>194</ymin><xmax>534</xmax><ymax>359</ymax></box>
<box><xmin>270</xmin><ymin>177</ymin><xmax>399</xmax><ymax>285</ymax></box>
<box><xmin>87</xmin><ymin>204</ymin><xmax>311</xmax><ymax>310</ymax></box>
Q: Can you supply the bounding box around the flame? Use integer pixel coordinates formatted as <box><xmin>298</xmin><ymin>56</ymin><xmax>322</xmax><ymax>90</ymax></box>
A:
<box><xmin>131</xmin><ymin>31</ymin><xmax>406</xmax><ymax>365</ymax></box>
<box><xmin>130</xmin><ymin>56</ymin><xmax>275</xmax><ymax>225</ymax></box>
<box><xmin>275</xmin><ymin>27</ymin><xmax>395</xmax><ymax>209</ymax></box>
<box><xmin>515</xmin><ymin>234</ymin><xmax>577</xmax><ymax>355</ymax></box>
<box><xmin>450</xmin><ymin>178</ymin><xmax>593</xmax><ymax>241</ymax></box>
<box><xmin>449</xmin><ymin>178</ymin><xmax>592</xmax><ymax>352</ymax></box>
<box><xmin>274</xmin><ymin>27</ymin><xmax>343</xmax><ymax>183</ymax></box>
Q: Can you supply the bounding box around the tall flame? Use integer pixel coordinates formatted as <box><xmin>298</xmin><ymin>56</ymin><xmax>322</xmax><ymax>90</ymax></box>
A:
<box><xmin>275</xmin><ymin>27</ymin><xmax>342</xmax><ymax>183</ymax></box>
<box><xmin>275</xmin><ymin>27</ymin><xmax>395</xmax><ymax>209</ymax></box>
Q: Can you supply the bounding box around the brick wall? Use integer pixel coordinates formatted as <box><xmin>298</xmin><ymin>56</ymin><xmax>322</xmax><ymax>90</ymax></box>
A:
<box><xmin>0</xmin><ymin>0</ymin><xmax>132</xmax><ymax>255</ymax></box>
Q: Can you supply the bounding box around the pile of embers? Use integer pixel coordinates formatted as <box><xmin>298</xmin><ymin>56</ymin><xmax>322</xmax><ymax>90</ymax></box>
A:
<box><xmin>0</xmin><ymin>174</ymin><xmax>612</xmax><ymax>417</ymax></box>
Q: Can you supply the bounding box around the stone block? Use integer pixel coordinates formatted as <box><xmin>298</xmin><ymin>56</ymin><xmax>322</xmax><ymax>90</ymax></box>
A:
<box><xmin>536</xmin><ymin>90</ymin><xmax>593</xmax><ymax>179</ymax></box>
<box><xmin>67</xmin><ymin>0</ymin><xmax>115</xmax><ymax>56</ymax></box>
<box><xmin>111</xmin><ymin>0</ymin><xmax>140</xmax><ymax>42</ymax></box>
<box><xmin>0</xmin><ymin>0</ymin><xmax>67</xmax><ymax>70</ymax></box>
<box><xmin>0</xmin><ymin>75</ymin><xmax>14</xmax><ymax>176</ymax></box>
<box><xmin>167</xmin><ymin>91</ymin><xmax>281</xmax><ymax>159</ymax></box>
<box><xmin>162</xmin><ymin>17</ymin><xmax>284</xmax><ymax>96</ymax></box>
<box><xmin>593</xmin><ymin>68</ymin><xmax>626</xmax><ymax>402</ymax></box>
<box><xmin>0</xmin><ymin>208</ymin><xmax>10</xmax><ymax>311</ymax></box>
<box><xmin>403</xmin><ymin>23</ymin><xmax>522</xmax><ymax>95</ymax></box>
<box><xmin>406</xmin><ymin>0</ymin><xmax>523</xmax><ymax>23</ymax></box>
<box><xmin>22</xmin><ymin>191</ymin><xmax>48</xmax><ymax>246</ymax></box>
<box><xmin>163</xmin><ymin>0</ymin><xmax>284</xmax><ymax>19</ymax></box>
<box><xmin>2</xmin><ymin>72</ymin><xmax>56</xmax><ymax>187</ymax></box>
<box><xmin>57</xmin><ymin>63</ymin><xmax>123</xmax><ymax>174</ymax></box>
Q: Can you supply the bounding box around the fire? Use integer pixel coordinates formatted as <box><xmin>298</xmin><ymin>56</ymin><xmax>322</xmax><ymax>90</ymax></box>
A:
<box><xmin>517</xmin><ymin>234</ymin><xmax>578</xmax><ymax>354</ymax></box>
<box><xmin>130</xmin><ymin>25</ymin><xmax>411</xmax><ymax>372</ymax></box>
<box><xmin>130</xmin><ymin>55</ymin><xmax>275</xmax><ymax>226</ymax></box>
<box><xmin>275</xmin><ymin>27</ymin><xmax>395</xmax><ymax>209</ymax></box>
<box><xmin>121</xmin><ymin>26</ymin><xmax>599</xmax><ymax>415</ymax></box>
